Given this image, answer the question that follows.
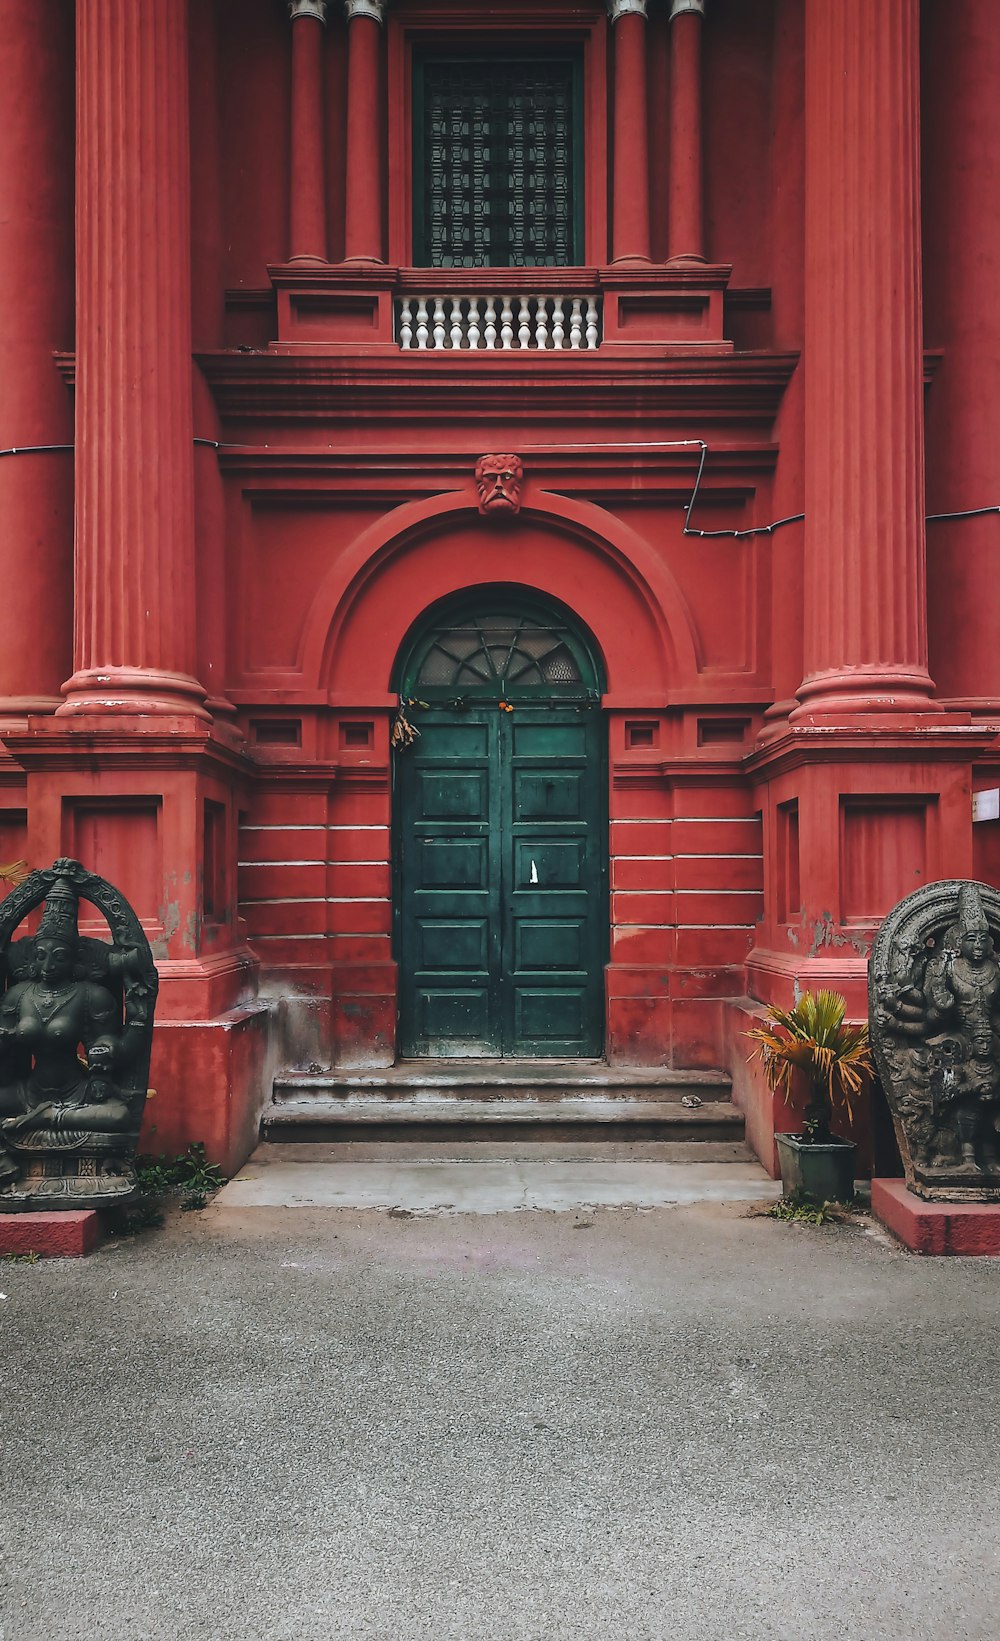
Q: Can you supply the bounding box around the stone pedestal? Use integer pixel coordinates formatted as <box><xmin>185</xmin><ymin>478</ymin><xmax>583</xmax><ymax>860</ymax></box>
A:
<box><xmin>872</xmin><ymin>1179</ymin><xmax>1000</xmax><ymax>1256</ymax></box>
<box><xmin>0</xmin><ymin>1211</ymin><xmax>100</xmax><ymax>1258</ymax></box>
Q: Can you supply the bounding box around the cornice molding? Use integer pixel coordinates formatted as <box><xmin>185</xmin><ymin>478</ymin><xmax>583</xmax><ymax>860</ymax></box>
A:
<box><xmin>191</xmin><ymin>349</ymin><xmax>800</xmax><ymax>428</ymax></box>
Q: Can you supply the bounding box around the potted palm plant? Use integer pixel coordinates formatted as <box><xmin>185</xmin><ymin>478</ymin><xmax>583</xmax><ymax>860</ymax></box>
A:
<box><xmin>745</xmin><ymin>989</ymin><xmax>873</xmax><ymax>1203</ymax></box>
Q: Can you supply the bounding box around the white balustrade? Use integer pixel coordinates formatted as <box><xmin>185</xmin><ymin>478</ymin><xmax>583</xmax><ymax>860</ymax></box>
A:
<box><xmin>396</xmin><ymin>293</ymin><xmax>601</xmax><ymax>351</ymax></box>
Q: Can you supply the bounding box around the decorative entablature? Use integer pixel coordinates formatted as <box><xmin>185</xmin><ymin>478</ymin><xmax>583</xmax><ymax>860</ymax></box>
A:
<box><xmin>191</xmin><ymin>349</ymin><xmax>799</xmax><ymax>433</ymax></box>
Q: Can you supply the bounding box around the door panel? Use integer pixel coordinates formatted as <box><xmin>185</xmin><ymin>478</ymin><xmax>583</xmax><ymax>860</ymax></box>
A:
<box><xmin>397</xmin><ymin>705</ymin><xmax>605</xmax><ymax>1056</ymax></box>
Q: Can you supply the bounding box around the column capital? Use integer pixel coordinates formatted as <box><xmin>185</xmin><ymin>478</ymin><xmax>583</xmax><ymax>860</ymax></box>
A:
<box><xmin>288</xmin><ymin>0</ymin><xmax>328</xmax><ymax>20</ymax></box>
<box><xmin>344</xmin><ymin>0</ymin><xmax>385</xmax><ymax>22</ymax></box>
<box><xmin>670</xmin><ymin>0</ymin><xmax>705</xmax><ymax>18</ymax></box>
<box><xmin>608</xmin><ymin>0</ymin><xmax>647</xmax><ymax>21</ymax></box>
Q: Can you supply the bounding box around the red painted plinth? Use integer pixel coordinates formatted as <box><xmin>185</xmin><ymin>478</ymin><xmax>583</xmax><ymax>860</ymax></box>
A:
<box><xmin>0</xmin><ymin>1211</ymin><xmax>100</xmax><ymax>1259</ymax></box>
<box><xmin>872</xmin><ymin>1179</ymin><xmax>1000</xmax><ymax>1257</ymax></box>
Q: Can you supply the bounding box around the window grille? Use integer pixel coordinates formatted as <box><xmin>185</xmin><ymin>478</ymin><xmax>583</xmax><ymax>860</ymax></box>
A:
<box><xmin>415</xmin><ymin>58</ymin><xmax>581</xmax><ymax>268</ymax></box>
<box><xmin>413</xmin><ymin>613</ymin><xmax>585</xmax><ymax>693</ymax></box>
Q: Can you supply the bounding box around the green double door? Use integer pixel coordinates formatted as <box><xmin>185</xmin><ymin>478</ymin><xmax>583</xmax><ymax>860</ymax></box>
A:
<box><xmin>396</xmin><ymin>705</ymin><xmax>606</xmax><ymax>1057</ymax></box>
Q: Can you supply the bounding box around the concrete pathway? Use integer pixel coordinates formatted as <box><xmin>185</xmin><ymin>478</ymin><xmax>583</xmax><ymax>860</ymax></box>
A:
<box><xmin>2</xmin><ymin>1193</ymin><xmax>999</xmax><ymax>1640</ymax></box>
<box><xmin>219</xmin><ymin>1141</ymin><xmax>783</xmax><ymax>1213</ymax></box>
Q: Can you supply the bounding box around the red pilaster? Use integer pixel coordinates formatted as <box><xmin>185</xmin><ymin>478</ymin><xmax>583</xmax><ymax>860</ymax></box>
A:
<box><xmin>923</xmin><ymin>0</ymin><xmax>1000</xmax><ymax>718</ymax></box>
<box><xmin>792</xmin><ymin>0</ymin><xmax>936</xmax><ymax>720</ymax></box>
<box><xmin>609</xmin><ymin>0</ymin><xmax>652</xmax><ymax>265</ymax></box>
<box><xmin>0</xmin><ymin>1</ymin><xmax>74</xmax><ymax>719</ymax></box>
<box><xmin>61</xmin><ymin>0</ymin><xmax>207</xmax><ymax>719</ymax></box>
<box><xmin>667</xmin><ymin>0</ymin><xmax>705</xmax><ymax>263</ymax></box>
<box><xmin>288</xmin><ymin>1</ymin><xmax>329</xmax><ymax>264</ymax></box>
<box><xmin>343</xmin><ymin>0</ymin><xmax>385</xmax><ymax>264</ymax></box>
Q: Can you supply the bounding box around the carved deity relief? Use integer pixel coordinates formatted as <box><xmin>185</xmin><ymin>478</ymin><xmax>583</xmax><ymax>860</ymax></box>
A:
<box><xmin>869</xmin><ymin>880</ymin><xmax>1000</xmax><ymax>1200</ymax></box>
<box><xmin>0</xmin><ymin>859</ymin><xmax>158</xmax><ymax>1208</ymax></box>
<box><xmin>476</xmin><ymin>454</ymin><xmax>524</xmax><ymax>518</ymax></box>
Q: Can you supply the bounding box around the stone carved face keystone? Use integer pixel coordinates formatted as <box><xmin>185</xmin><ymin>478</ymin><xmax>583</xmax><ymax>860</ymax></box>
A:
<box><xmin>476</xmin><ymin>455</ymin><xmax>524</xmax><ymax>518</ymax></box>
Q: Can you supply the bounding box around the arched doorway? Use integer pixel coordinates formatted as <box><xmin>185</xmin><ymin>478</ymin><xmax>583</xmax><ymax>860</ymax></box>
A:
<box><xmin>394</xmin><ymin>593</ymin><xmax>608</xmax><ymax>1058</ymax></box>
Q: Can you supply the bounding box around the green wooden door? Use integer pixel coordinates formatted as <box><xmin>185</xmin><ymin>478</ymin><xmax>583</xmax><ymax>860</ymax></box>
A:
<box><xmin>396</xmin><ymin>703</ymin><xmax>606</xmax><ymax>1057</ymax></box>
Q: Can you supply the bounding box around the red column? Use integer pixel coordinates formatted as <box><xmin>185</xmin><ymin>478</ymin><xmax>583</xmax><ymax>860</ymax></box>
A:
<box><xmin>343</xmin><ymin>0</ymin><xmax>385</xmax><ymax>264</ymax></box>
<box><xmin>667</xmin><ymin>0</ymin><xmax>705</xmax><ymax>263</ymax></box>
<box><xmin>0</xmin><ymin>1</ymin><xmax>74</xmax><ymax>717</ymax></box>
<box><xmin>923</xmin><ymin>0</ymin><xmax>1000</xmax><ymax>716</ymax></box>
<box><xmin>792</xmin><ymin>0</ymin><xmax>935</xmax><ymax>720</ymax></box>
<box><xmin>609</xmin><ymin>0</ymin><xmax>651</xmax><ymax>264</ymax></box>
<box><xmin>288</xmin><ymin>1</ymin><xmax>329</xmax><ymax>263</ymax></box>
<box><xmin>61</xmin><ymin>0</ymin><xmax>207</xmax><ymax>719</ymax></box>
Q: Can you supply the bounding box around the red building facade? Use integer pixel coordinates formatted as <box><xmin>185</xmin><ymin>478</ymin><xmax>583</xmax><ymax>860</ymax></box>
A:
<box><xmin>2</xmin><ymin>0</ymin><xmax>998</xmax><ymax>1175</ymax></box>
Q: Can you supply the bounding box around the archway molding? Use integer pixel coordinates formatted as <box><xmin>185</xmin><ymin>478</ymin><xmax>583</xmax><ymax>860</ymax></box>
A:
<box><xmin>299</xmin><ymin>489</ymin><xmax>699</xmax><ymax>697</ymax></box>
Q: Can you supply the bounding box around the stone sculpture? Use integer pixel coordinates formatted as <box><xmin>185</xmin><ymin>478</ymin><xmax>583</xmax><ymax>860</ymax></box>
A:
<box><xmin>869</xmin><ymin>879</ymin><xmax>1000</xmax><ymax>1200</ymax></box>
<box><xmin>475</xmin><ymin>454</ymin><xmax>524</xmax><ymax>517</ymax></box>
<box><xmin>0</xmin><ymin>858</ymin><xmax>158</xmax><ymax>1208</ymax></box>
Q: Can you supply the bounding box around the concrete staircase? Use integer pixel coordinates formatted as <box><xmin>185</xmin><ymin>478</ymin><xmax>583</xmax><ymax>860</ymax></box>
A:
<box><xmin>262</xmin><ymin>1059</ymin><xmax>745</xmax><ymax>1147</ymax></box>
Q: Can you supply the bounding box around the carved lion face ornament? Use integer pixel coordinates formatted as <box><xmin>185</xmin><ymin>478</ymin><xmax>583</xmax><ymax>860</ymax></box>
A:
<box><xmin>476</xmin><ymin>454</ymin><xmax>524</xmax><ymax>518</ymax></box>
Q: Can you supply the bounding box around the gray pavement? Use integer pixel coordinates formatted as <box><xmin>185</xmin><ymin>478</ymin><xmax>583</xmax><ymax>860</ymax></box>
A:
<box><xmin>1</xmin><ymin>1195</ymin><xmax>999</xmax><ymax>1640</ymax></box>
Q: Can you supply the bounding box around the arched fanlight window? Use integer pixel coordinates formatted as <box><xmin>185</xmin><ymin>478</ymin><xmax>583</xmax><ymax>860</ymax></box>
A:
<box><xmin>399</xmin><ymin>600</ymin><xmax>601</xmax><ymax>699</ymax></box>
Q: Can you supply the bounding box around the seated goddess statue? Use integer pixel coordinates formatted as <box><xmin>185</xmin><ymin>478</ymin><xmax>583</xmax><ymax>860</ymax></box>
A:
<box><xmin>0</xmin><ymin>860</ymin><xmax>157</xmax><ymax>1206</ymax></box>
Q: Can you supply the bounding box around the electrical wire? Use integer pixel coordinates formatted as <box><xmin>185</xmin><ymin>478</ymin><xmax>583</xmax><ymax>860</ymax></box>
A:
<box><xmin>2</xmin><ymin>437</ymin><xmax>998</xmax><ymax>539</ymax></box>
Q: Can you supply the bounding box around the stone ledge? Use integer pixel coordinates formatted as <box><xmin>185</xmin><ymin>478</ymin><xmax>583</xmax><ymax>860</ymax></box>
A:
<box><xmin>872</xmin><ymin>1179</ymin><xmax>1000</xmax><ymax>1256</ymax></box>
<box><xmin>0</xmin><ymin>1210</ymin><xmax>101</xmax><ymax>1259</ymax></box>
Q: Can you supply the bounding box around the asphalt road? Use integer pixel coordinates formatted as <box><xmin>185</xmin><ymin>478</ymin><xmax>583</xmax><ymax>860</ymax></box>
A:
<box><xmin>1</xmin><ymin>1199</ymin><xmax>998</xmax><ymax>1640</ymax></box>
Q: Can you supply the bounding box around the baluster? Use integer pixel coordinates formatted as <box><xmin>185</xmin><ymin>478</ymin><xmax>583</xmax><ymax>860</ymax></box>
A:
<box><xmin>585</xmin><ymin>298</ymin><xmax>600</xmax><ymax>350</ymax></box>
<box><xmin>450</xmin><ymin>296</ymin><xmax>464</xmax><ymax>351</ymax></box>
<box><xmin>415</xmin><ymin>297</ymin><xmax>430</xmax><ymax>350</ymax></box>
<box><xmin>500</xmin><ymin>296</ymin><xmax>514</xmax><ymax>350</ymax></box>
<box><xmin>569</xmin><ymin>298</ymin><xmax>583</xmax><ymax>350</ymax></box>
<box><xmin>551</xmin><ymin>296</ymin><xmax>565</xmax><ymax>351</ymax></box>
<box><xmin>535</xmin><ymin>296</ymin><xmax>549</xmax><ymax>351</ymax></box>
<box><xmin>432</xmin><ymin>297</ymin><xmax>447</xmax><ymax>351</ymax></box>
<box><xmin>398</xmin><ymin>298</ymin><xmax>413</xmax><ymax>351</ymax></box>
<box><xmin>518</xmin><ymin>297</ymin><xmax>532</xmax><ymax>351</ymax></box>
<box><xmin>467</xmin><ymin>297</ymin><xmax>482</xmax><ymax>350</ymax></box>
<box><xmin>483</xmin><ymin>296</ymin><xmax>498</xmax><ymax>350</ymax></box>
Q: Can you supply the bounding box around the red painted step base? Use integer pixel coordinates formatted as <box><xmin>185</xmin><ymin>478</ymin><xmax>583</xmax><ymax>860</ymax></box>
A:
<box><xmin>0</xmin><ymin>1210</ymin><xmax>101</xmax><ymax>1259</ymax></box>
<box><xmin>872</xmin><ymin>1179</ymin><xmax>1000</xmax><ymax>1256</ymax></box>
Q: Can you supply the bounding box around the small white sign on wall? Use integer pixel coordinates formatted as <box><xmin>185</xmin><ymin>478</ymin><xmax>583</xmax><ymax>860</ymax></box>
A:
<box><xmin>973</xmin><ymin>788</ymin><xmax>1000</xmax><ymax>823</ymax></box>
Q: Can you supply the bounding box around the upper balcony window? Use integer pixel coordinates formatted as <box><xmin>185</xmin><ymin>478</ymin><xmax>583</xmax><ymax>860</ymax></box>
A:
<box><xmin>413</xmin><ymin>56</ymin><xmax>583</xmax><ymax>268</ymax></box>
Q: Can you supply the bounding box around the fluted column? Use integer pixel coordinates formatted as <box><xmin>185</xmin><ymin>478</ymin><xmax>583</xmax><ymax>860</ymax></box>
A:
<box><xmin>792</xmin><ymin>0</ymin><xmax>936</xmax><ymax>720</ymax></box>
<box><xmin>0</xmin><ymin>1</ymin><xmax>74</xmax><ymax>718</ymax></box>
<box><xmin>343</xmin><ymin>0</ymin><xmax>385</xmax><ymax>263</ymax></box>
<box><xmin>667</xmin><ymin>0</ymin><xmax>705</xmax><ymax>262</ymax></box>
<box><xmin>923</xmin><ymin>0</ymin><xmax>1000</xmax><ymax>715</ymax></box>
<box><xmin>608</xmin><ymin>0</ymin><xmax>651</xmax><ymax>264</ymax></box>
<box><xmin>288</xmin><ymin>1</ymin><xmax>328</xmax><ymax>263</ymax></box>
<box><xmin>62</xmin><ymin>0</ymin><xmax>206</xmax><ymax>718</ymax></box>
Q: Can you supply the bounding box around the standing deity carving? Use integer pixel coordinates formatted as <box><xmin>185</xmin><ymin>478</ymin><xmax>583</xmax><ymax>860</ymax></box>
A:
<box><xmin>869</xmin><ymin>880</ymin><xmax>1000</xmax><ymax>1200</ymax></box>
<box><xmin>0</xmin><ymin>859</ymin><xmax>158</xmax><ymax>1208</ymax></box>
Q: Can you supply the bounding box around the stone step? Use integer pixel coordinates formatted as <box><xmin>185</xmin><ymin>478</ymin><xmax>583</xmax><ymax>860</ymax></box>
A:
<box><xmin>262</xmin><ymin>1091</ymin><xmax>742</xmax><ymax>1144</ymax></box>
<box><xmin>273</xmin><ymin>1058</ymin><xmax>731</xmax><ymax>1101</ymax></box>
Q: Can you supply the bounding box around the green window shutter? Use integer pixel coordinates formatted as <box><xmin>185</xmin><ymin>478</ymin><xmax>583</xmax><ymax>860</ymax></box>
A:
<box><xmin>414</xmin><ymin>58</ymin><xmax>581</xmax><ymax>268</ymax></box>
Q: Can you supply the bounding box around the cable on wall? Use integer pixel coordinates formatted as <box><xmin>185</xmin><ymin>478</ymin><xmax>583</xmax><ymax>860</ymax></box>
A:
<box><xmin>2</xmin><ymin>437</ymin><xmax>999</xmax><ymax>539</ymax></box>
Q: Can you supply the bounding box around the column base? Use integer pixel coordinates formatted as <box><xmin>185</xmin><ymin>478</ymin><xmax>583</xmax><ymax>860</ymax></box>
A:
<box><xmin>57</xmin><ymin>667</ymin><xmax>210</xmax><ymax>720</ymax></box>
<box><xmin>790</xmin><ymin>666</ymin><xmax>940</xmax><ymax>721</ymax></box>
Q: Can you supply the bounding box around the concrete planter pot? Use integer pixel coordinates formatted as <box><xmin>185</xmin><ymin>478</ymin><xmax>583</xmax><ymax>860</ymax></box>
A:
<box><xmin>775</xmin><ymin>1133</ymin><xmax>856</xmax><ymax>1204</ymax></box>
